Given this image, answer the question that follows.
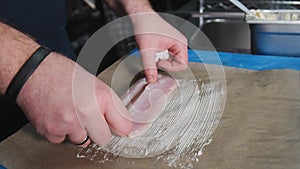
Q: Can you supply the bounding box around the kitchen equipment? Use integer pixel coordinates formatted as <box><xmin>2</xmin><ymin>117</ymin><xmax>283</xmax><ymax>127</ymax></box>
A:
<box><xmin>229</xmin><ymin>0</ymin><xmax>253</xmax><ymax>17</ymax></box>
<box><xmin>245</xmin><ymin>9</ymin><xmax>300</xmax><ymax>57</ymax></box>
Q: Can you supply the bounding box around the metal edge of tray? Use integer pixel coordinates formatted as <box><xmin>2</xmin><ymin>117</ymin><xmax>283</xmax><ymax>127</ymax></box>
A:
<box><xmin>246</xmin><ymin>9</ymin><xmax>300</xmax><ymax>25</ymax></box>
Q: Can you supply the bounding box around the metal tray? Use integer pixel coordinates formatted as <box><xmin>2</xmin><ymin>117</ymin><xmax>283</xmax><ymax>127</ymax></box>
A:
<box><xmin>245</xmin><ymin>9</ymin><xmax>300</xmax><ymax>24</ymax></box>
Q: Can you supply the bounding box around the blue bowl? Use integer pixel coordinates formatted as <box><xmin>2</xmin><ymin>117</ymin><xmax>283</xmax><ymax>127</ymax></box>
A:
<box><xmin>246</xmin><ymin>9</ymin><xmax>300</xmax><ymax>57</ymax></box>
<box><xmin>250</xmin><ymin>24</ymin><xmax>300</xmax><ymax>57</ymax></box>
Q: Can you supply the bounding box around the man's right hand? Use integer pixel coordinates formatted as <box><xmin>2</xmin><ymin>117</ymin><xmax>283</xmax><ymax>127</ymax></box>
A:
<box><xmin>16</xmin><ymin>52</ymin><xmax>132</xmax><ymax>147</ymax></box>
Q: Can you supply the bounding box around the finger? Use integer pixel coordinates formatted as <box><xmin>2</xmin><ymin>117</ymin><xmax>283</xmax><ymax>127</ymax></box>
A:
<box><xmin>102</xmin><ymin>89</ymin><xmax>133</xmax><ymax>137</ymax></box>
<box><xmin>73</xmin><ymin>136</ymin><xmax>90</xmax><ymax>147</ymax></box>
<box><xmin>158</xmin><ymin>45</ymin><xmax>188</xmax><ymax>72</ymax></box>
<box><xmin>168</xmin><ymin>42</ymin><xmax>188</xmax><ymax>65</ymax></box>
<box><xmin>45</xmin><ymin>135</ymin><xmax>66</xmax><ymax>144</ymax></box>
<box><xmin>144</xmin><ymin>68</ymin><xmax>158</xmax><ymax>83</ymax></box>
<box><xmin>157</xmin><ymin>59</ymin><xmax>187</xmax><ymax>72</ymax></box>
<box><xmin>140</xmin><ymin>49</ymin><xmax>158</xmax><ymax>83</ymax></box>
<box><xmin>84</xmin><ymin>111</ymin><xmax>112</xmax><ymax>146</ymax></box>
<box><xmin>68</xmin><ymin>125</ymin><xmax>91</xmax><ymax>147</ymax></box>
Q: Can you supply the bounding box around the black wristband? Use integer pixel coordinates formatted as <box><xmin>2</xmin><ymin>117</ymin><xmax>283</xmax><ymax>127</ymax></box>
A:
<box><xmin>5</xmin><ymin>46</ymin><xmax>51</xmax><ymax>101</ymax></box>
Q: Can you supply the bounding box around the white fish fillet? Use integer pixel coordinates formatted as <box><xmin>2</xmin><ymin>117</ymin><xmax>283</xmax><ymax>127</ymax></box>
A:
<box><xmin>121</xmin><ymin>74</ymin><xmax>178</xmax><ymax>137</ymax></box>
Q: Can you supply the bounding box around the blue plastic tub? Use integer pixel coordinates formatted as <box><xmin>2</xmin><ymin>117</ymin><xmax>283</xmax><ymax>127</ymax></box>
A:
<box><xmin>246</xmin><ymin>10</ymin><xmax>300</xmax><ymax>57</ymax></box>
<box><xmin>250</xmin><ymin>24</ymin><xmax>300</xmax><ymax>57</ymax></box>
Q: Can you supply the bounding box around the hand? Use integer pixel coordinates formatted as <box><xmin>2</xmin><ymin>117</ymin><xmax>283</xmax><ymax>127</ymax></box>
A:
<box><xmin>131</xmin><ymin>12</ymin><xmax>188</xmax><ymax>82</ymax></box>
<box><xmin>16</xmin><ymin>52</ymin><xmax>132</xmax><ymax>147</ymax></box>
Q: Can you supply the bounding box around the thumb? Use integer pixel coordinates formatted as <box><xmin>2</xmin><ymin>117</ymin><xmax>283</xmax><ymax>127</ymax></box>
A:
<box><xmin>140</xmin><ymin>49</ymin><xmax>158</xmax><ymax>83</ymax></box>
<box><xmin>144</xmin><ymin>68</ymin><xmax>158</xmax><ymax>83</ymax></box>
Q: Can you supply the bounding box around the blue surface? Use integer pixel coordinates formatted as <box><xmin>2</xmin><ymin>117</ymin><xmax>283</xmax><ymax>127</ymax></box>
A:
<box><xmin>188</xmin><ymin>50</ymin><xmax>300</xmax><ymax>71</ymax></box>
<box><xmin>130</xmin><ymin>49</ymin><xmax>300</xmax><ymax>71</ymax></box>
<box><xmin>0</xmin><ymin>164</ymin><xmax>7</xmax><ymax>169</ymax></box>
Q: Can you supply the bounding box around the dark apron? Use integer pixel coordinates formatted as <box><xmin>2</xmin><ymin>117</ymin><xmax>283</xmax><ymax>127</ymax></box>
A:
<box><xmin>0</xmin><ymin>0</ymin><xmax>76</xmax><ymax>60</ymax></box>
<box><xmin>0</xmin><ymin>0</ymin><xmax>76</xmax><ymax>141</ymax></box>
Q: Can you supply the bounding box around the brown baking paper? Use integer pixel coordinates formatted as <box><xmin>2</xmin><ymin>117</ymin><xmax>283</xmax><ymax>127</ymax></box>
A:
<box><xmin>1</xmin><ymin>61</ymin><xmax>299</xmax><ymax>169</ymax></box>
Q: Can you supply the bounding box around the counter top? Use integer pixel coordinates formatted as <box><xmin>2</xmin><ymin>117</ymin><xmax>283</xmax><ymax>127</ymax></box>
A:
<box><xmin>1</xmin><ymin>53</ymin><xmax>299</xmax><ymax>169</ymax></box>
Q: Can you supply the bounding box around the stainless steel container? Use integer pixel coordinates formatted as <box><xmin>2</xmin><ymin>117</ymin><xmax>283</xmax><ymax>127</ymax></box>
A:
<box><xmin>245</xmin><ymin>10</ymin><xmax>300</xmax><ymax>57</ymax></box>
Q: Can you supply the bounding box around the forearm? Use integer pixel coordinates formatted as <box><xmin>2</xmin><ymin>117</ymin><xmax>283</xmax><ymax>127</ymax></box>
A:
<box><xmin>0</xmin><ymin>22</ymin><xmax>39</xmax><ymax>94</ymax></box>
<box><xmin>104</xmin><ymin>0</ymin><xmax>154</xmax><ymax>15</ymax></box>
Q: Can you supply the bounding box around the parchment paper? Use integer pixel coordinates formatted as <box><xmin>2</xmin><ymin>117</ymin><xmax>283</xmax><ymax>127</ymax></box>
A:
<box><xmin>0</xmin><ymin>61</ymin><xmax>299</xmax><ymax>169</ymax></box>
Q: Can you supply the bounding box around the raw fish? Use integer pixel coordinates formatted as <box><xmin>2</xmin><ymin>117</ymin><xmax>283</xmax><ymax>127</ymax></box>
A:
<box><xmin>121</xmin><ymin>74</ymin><xmax>178</xmax><ymax>137</ymax></box>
